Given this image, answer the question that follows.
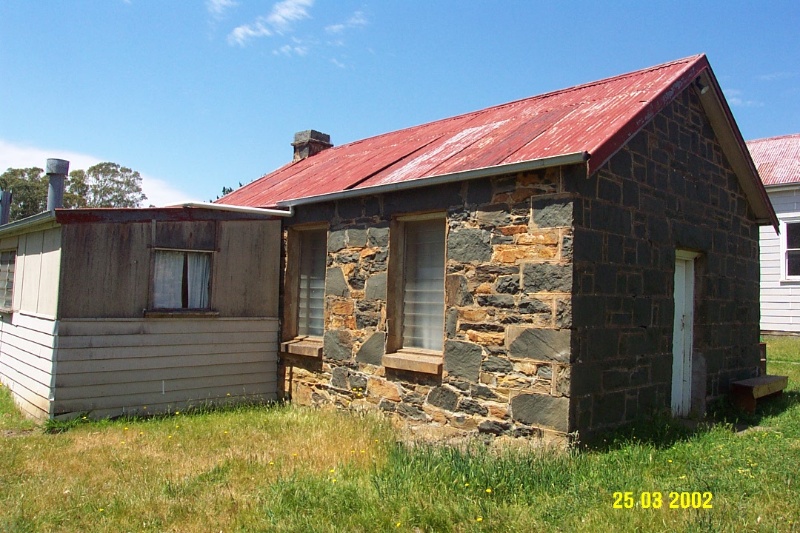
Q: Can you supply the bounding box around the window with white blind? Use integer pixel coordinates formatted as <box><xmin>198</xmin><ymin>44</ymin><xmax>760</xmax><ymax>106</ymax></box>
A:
<box><xmin>401</xmin><ymin>218</ymin><xmax>445</xmax><ymax>351</ymax></box>
<box><xmin>0</xmin><ymin>250</ymin><xmax>15</xmax><ymax>311</ymax></box>
<box><xmin>153</xmin><ymin>250</ymin><xmax>211</xmax><ymax>309</ymax></box>
<box><xmin>297</xmin><ymin>229</ymin><xmax>326</xmax><ymax>336</ymax></box>
<box><xmin>786</xmin><ymin>221</ymin><xmax>800</xmax><ymax>279</ymax></box>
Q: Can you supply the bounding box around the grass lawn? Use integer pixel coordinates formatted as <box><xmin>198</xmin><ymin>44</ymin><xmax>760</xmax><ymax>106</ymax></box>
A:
<box><xmin>0</xmin><ymin>337</ymin><xmax>798</xmax><ymax>532</ymax></box>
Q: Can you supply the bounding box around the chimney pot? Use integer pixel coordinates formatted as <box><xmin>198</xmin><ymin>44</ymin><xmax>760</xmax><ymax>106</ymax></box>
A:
<box><xmin>46</xmin><ymin>158</ymin><xmax>69</xmax><ymax>210</ymax></box>
<box><xmin>292</xmin><ymin>130</ymin><xmax>332</xmax><ymax>162</ymax></box>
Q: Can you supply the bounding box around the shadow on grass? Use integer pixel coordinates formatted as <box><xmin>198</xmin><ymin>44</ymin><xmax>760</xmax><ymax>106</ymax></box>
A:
<box><xmin>581</xmin><ymin>389</ymin><xmax>799</xmax><ymax>452</ymax></box>
<box><xmin>43</xmin><ymin>397</ymin><xmax>286</xmax><ymax>434</ymax></box>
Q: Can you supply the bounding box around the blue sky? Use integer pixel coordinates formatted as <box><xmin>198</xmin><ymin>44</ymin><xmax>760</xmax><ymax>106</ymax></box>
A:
<box><xmin>1</xmin><ymin>1</ymin><xmax>798</xmax><ymax>206</ymax></box>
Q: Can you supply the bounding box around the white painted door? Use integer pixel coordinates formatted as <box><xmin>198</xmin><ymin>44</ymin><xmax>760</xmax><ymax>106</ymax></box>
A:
<box><xmin>672</xmin><ymin>251</ymin><xmax>698</xmax><ymax>417</ymax></box>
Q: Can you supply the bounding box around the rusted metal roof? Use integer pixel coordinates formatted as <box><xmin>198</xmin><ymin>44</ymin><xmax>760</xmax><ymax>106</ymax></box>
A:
<box><xmin>218</xmin><ymin>55</ymin><xmax>719</xmax><ymax>208</ymax></box>
<box><xmin>747</xmin><ymin>134</ymin><xmax>800</xmax><ymax>187</ymax></box>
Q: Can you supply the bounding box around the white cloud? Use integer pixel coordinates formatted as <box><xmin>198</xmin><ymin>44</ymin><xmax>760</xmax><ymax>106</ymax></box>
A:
<box><xmin>228</xmin><ymin>0</ymin><xmax>313</xmax><ymax>46</ymax></box>
<box><xmin>0</xmin><ymin>139</ymin><xmax>196</xmax><ymax>207</ymax></box>
<box><xmin>325</xmin><ymin>10</ymin><xmax>367</xmax><ymax>34</ymax></box>
<box><xmin>757</xmin><ymin>71</ymin><xmax>797</xmax><ymax>82</ymax></box>
<box><xmin>207</xmin><ymin>0</ymin><xmax>237</xmax><ymax>18</ymax></box>
<box><xmin>725</xmin><ymin>89</ymin><xmax>764</xmax><ymax>108</ymax></box>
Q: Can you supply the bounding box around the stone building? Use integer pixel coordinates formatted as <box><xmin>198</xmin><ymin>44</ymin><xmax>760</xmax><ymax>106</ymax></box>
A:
<box><xmin>222</xmin><ymin>55</ymin><xmax>776</xmax><ymax>442</ymax></box>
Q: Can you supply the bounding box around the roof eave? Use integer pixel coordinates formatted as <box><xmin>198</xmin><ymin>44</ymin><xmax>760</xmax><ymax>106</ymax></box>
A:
<box><xmin>693</xmin><ymin>68</ymin><xmax>780</xmax><ymax>232</ymax></box>
<box><xmin>277</xmin><ymin>152</ymin><xmax>589</xmax><ymax>208</ymax></box>
<box><xmin>0</xmin><ymin>211</ymin><xmax>58</xmax><ymax>238</ymax></box>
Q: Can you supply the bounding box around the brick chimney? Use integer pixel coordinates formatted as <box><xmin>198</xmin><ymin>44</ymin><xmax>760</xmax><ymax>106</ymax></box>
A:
<box><xmin>292</xmin><ymin>130</ymin><xmax>332</xmax><ymax>162</ymax></box>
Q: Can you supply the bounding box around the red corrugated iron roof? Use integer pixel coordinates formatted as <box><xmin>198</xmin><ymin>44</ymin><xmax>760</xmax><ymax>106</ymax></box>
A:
<box><xmin>218</xmin><ymin>55</ymin><xmax>732</xmax><ymax>209</ymax></box>
<box><xmin>747</xmin><ymin>134</ymin><xmax>800</xmax><ymax>187</ymax></box>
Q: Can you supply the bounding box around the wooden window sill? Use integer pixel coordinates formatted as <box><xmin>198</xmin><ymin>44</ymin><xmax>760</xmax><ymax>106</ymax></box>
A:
<box><xmin>384</xmin><ymin>349</ymin><xmax>442</xmax><ymax>375</ymax></box>
<box><xmin>281</xmin><ymin>336</ymin><xmax>323</xmax><ymax>358</ymax></box>
<box><xmin>144</xmin><ymin>310</ymin><xmax>220</xmax><ymax>318</ymax></box>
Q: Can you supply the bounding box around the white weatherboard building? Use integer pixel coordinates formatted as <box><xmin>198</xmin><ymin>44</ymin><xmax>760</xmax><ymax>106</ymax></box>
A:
<box><xmin>749</xmin><ymin>134</ymin><xmax>800</xmax><ymax>333</ymax></box>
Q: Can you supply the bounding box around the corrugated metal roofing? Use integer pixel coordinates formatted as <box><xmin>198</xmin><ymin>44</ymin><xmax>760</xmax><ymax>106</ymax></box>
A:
<box><xmin>219</xmin><ymin>55</ymin><xmax>712</xmax><ymax>208</ymax></box>
<box><xmin>747</xmin><ymin>134</ymin><xmax>800</xmax><ymax>187</ymax></box>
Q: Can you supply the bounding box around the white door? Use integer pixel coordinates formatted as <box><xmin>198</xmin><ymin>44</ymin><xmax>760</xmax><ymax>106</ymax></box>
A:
<box><xmin>672</xmin><ymin>251</ymin><xmax>698</xmax><ymax>416</ymax></box>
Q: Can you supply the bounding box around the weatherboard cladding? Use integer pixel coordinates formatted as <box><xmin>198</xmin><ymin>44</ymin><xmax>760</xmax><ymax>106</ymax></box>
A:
<box><xmin>747</xmin><ymin>133</ymin><xmax>800</xmax><ymax>186</ymax></box>
<box><xmin>220</xmin><ymin>55</ymin><xmax>711</xmax><ymax>209</ymax></box>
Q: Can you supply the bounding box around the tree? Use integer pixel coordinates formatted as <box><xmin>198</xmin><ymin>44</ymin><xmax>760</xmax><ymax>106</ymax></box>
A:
<box><xmin>84</xmin><ymin>162</ymin><xmax>147</xmax><ymax>208</ymax></box>
<box><xmin>65</xmin><ymin>169</ymin><xmax>88</xmax><ymax>208</ymax></box>
<box><xmin>0</xmin><ymin>167</ymin><xmax>47</xmax><ymax>220</ymax></box>
<box><xmin>0</xmin><ymin>161</ymin><xmax>148</xmax><ymax>222</ymax></box>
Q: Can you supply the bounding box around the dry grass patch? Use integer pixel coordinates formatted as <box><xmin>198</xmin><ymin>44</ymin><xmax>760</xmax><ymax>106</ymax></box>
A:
<box><xmin>1</xmin><ymin>403</ymin><xmax>394</xmax><ymax>532</ymax></box>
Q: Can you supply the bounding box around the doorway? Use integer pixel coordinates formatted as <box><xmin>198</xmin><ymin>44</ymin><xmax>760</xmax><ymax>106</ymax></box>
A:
<box><xmin>672</xmin><ymin>250</ymin><xmax>699</xmax><ymax>416</ymax></box>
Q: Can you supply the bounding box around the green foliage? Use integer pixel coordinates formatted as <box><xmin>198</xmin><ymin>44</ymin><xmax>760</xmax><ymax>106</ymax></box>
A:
<box><xmin>0</xmin><ymin>162</ymin><xmax>147</xmax><ymax>222</ymax></box>
<box><xmin>0</xmin><ymin>167</ymin><xmax>47</xmax><ymax>220</ymax></box>
<box><xmin>84</xmin><ymin>162</ymin><xmax>147</xmax><ymax>208</ymax></box>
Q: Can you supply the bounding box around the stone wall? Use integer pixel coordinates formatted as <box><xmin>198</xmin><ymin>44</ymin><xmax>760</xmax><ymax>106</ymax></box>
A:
<box><xmin>279</xmin><ymin>167</ymin><xmax>577</xmax><ymax>442</ymax></box>
<box><xmin>279</xmin><ymin>85</ymin><xmax>764</xmax><ymax>443</ymax></box>
<box><xmin>569</xmin><ymin>87</ymin><xmax>762</xmax><ymax>437</ymax></box>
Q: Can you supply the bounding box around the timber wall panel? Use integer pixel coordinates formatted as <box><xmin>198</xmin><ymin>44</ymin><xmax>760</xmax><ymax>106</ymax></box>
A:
<box><xmin>0</xmin><ymin>313</ymin><xmax>57</xmax><ymax>420</ymax></box>
<box><xmin>760</xmin><ymin>188</ymin><xmax>800</xmax><ymax>332</ymax></box>
<box><xmin>51</xmin><ymin>317</ymin><xmax>279</xmax><ymax>418</ymax></box>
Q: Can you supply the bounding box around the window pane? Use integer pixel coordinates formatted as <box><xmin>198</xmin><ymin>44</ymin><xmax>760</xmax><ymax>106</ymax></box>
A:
<box><xmin>298</xmin><ymin>229</ymin><xmax>326</xmax><ymax>336</ymax></box>
<box><xmin>403</xmin><ymin>220</ymin><xmax>445</xmax><ymax>351</ymax></box>
<box><xmin>0</xmin><ymin>251</ymin><xmax>15</xmax><ymax>309</ymax></box>
<box><xmin>186</xmin><ymin>252</ymin><xmax>211</xmax><ymax>308</ymax></box>
<box><xmin>788</xmin><ymin>250</ymin><xmax>800</xmax><ymax>277</ymax></box>
<box><xmin>788</xmin><ymin>223</ymin><xmax>800</xmax><ymax>250</ymax></box>
<box><xmin>153</xmin><ymin>251</ymin><xmax>184</xmax><ymax>308</ymax></box>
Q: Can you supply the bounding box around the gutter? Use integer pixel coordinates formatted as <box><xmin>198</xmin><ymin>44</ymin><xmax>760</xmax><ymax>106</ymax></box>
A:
<box><xmin>277</xmin><ymin>152</ymin><xmax>589</xmax><ymax>207</ymax></box>
<box><xmin>0</xmin><ymin>211</ymin><xmax>57</xmax><ymax>238</ymax></box>
<box><xmin>177</xmin><ymin>202</ymin><xmax>294</xmax><ymax>217</ymax></box>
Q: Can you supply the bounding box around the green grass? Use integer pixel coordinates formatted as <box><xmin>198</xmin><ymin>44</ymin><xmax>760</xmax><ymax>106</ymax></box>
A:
<box><xmin>1</xmin><ymin>336</ymin><xmax>798</xmax><ymax>532</ymax></box>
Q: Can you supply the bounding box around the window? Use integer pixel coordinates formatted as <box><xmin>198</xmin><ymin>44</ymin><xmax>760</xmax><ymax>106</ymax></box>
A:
<box><xmin>393</xmin><ymin>216</ymin><xmax>446</xmax><ymax>352</ymax></box>
<box><xmin>153</xmin><ymin>250</ymin><xmax>211</xmax><ymax>309</ymax></box>
<box><xmin>297</xmin><ymin>229</ymin><xmax>326</xmax><ymax>336</ymax></box>
<box><xmin>0</xmin><ymin>250</ymin><xmax>15</xmax><ymax>310</ymax></box>
<box><xmin>786</xmin><ymin>222</ymin><xmax>800</xmax><ymax>279</ymax></box>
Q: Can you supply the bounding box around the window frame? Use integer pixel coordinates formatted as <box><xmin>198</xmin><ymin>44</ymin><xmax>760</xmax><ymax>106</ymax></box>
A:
<box><xmin>782</xmin><ymin>217</ymin><xmax>800</xmax><ymax>282</ymax></box>
<box><xmin>148</xmin><ymin>248</ymin><xmax>214</xmax><ymax>313</ymax></box>
<box><xmin>282</xmin><ymin>224</ymin><xmax>328</xmax><ymax>357</ymax></box>
<box><xmin>0</xmin><ymin>249</ymin><xmax>16</xmax><ymax>313</ymax></box>
<box><xmin>386</xmin><ymin>212</ymin><xmax>447</xmax><ymax>358</ymax></box>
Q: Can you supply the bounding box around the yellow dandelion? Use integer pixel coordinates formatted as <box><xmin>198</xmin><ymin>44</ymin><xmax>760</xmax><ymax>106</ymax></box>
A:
<box><xmin>120</xmin><ymin>441</ymin><xmax>125</xmax><ymax>445</ymax></box>
<box><xmin>226</xmin><ymin>393</ymin><xmax>231</xmax><ymax>396</ymax></box>
<box><xmin>99</xmin><ymin>508</ymin><xmax>104</xmax><ymax>513</ymax></box>
<box><xmin>175</xmin><ymin>425</ymin><xmax>180</xmax><ymax>429</ymax></box>
<box><xmin>679</xmin><ymin>475</ymin><xmax>687</xmax><ymax>479</ymax></box>
<box><xmin>486</xmin><ymin>488</ymin><xmax>492</xmax><ymax>494</ymax></box>
<box><xmin>269</xmin><ymin>461</ymin><xmax>275</xmax><ymax>466</ymax></box>
<box><xmin>360</xmin><ymin>450</ymin><xmax>365</xmax><ymax>454</ymax></box>
<box><xmin>168</xmin><ymin>435</ymin><xmax>172</xmax><ymax>439</ymax></box>
<box><xmin>139</xmin><ymin>432</ymin><xmax>143</xmax><ymax>436</ymax></box>
<box><xmin>476</xmin><ymin>517</ymin><xmax>483</xmax><ymax>522</ymax></box>
<box><xmin>223</xmin><ymin>430</ymin><xmax>228</xmax><ymax>435</ymax></box>
<box><xmin>329</xmin><ymin>468</ymin><xmax>335</xmax><ymax>473</ymax></box>
<box><xmin>124</xmin><ymin>427</ymin><xmax>129</xmax><ymax>431</ymax></box>
<box><xmin>332</xmin><ymin>479</ymin><xmax>337</xmax><ymax>483</ymax></box>
<box><xmin>292</xmin><ymin>453</ymin><xmax>298</xmax><ymax>457</ymax></box>
<box><xmin>396</xmin><ymin>522</ymin><xmax>401</xmax><ymax>528</ymax></box>
<box><xmin>464</xmin><ymin>483</ymin><xmax>470</xmax><ymax>487</ymax></box>
<box><xmin>82</xmin><ymin>416</ymin><xmax>87</xmax><ymax>420</ymax></box>
<box><xmin>667</xmin><ymin>459</ymin><xmax>672</xmax><ymax>463</ymax></box>
<box><xmin>175</xmin><ymin>411</ymin><xmax>180</xmax><ymax>415</ymax></box>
